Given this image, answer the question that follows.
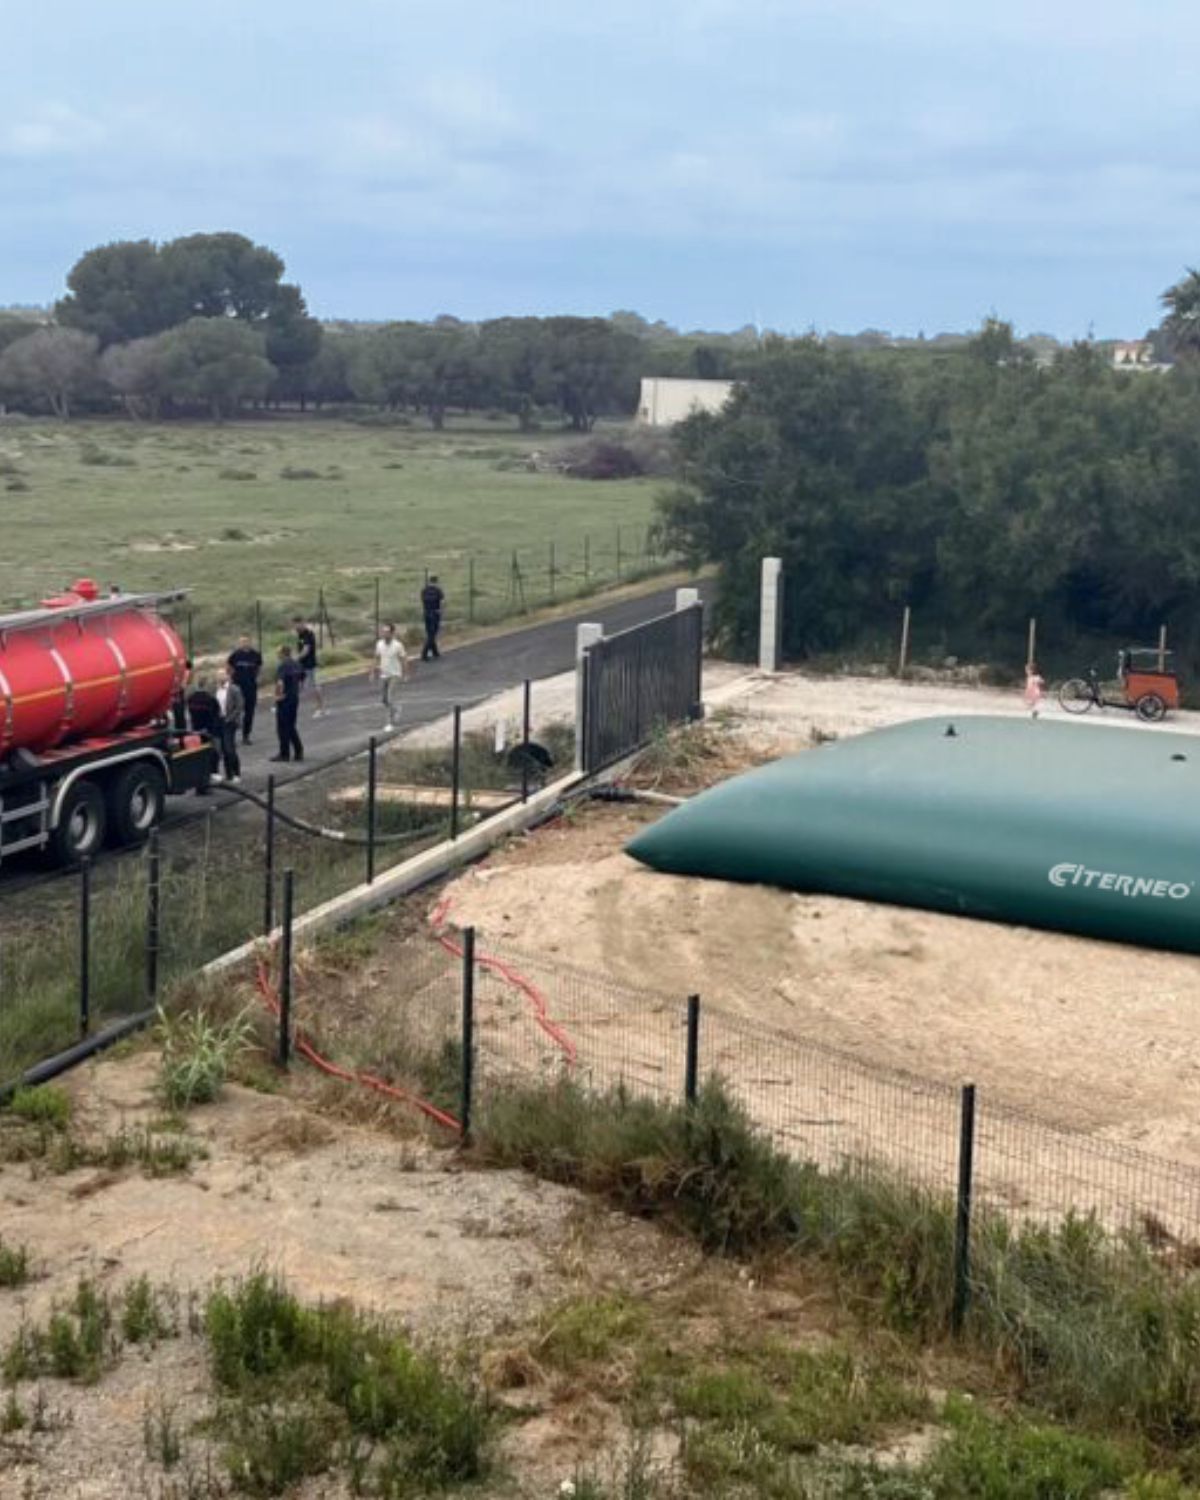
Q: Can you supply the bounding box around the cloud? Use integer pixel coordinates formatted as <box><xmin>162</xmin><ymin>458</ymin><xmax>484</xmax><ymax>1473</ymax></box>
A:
<box><xmin>2</xmin><ymin>102</ymin><xmax>106</xmax><ymax>158</ymax></box>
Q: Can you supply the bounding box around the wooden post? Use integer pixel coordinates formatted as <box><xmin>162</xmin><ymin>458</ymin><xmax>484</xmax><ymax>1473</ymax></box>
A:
<box><xmin>898</xmin><ymin>606</ymin><xmax>912</xmax><ymax>677</ymax></box>
<box><xmin>1026</xmin><ymin>617</ymin><xmax>1037</xmax><ymax>670</ymax></box>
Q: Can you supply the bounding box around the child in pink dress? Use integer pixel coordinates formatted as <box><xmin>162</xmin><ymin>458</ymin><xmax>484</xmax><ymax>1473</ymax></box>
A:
<box><xmin>1024</xmin><ymin>663</ymin><xmax>1046</xmax><ymax>719</ymax></box>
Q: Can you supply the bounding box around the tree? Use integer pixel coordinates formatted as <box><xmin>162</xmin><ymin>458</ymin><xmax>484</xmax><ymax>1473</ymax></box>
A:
<box><xmin>56</xmin><ymin>240</ymin><xmax>188</xmax><ymax>346</ymax></box>
<box><xmin>159</xmin><ymin>319</ymin><xmax>276</xmax><ymax>420</ymax></box>
<box><xmin>478</xmin><ymin>317</ymin><xmax>554</xmax><ymax>429</ymax></box>
<box><xmin>0</xmin><ymin>328</ymin><xmax>100</xmax><ymax>418</ymax></box>
<box><xmin>263</xmin><ymin>283</ymin><xmax>323</xmax><ymax>391</ymax></box>
<box><xmin>100</xmin><ymin>334</ymin><xmax>172</xmax><ymax>419</ymax></box>
<box><xmin>0</xmin><ymin>315</ymin><xmax>41</xmax><ymax>356</ymax></box>
<box><xmin>1161</xmin><ymin>268</ymin><xmax>1200</xmax><ymax>357</ymax></box>
<box><xmin>541</xmin><ymin>317</ymin><xmax>639</xmax><ymax>430</ymax></box>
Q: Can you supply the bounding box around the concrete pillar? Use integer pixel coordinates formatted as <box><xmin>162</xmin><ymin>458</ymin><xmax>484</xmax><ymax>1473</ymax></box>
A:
<box><xmin>675</xmin><ymin>587</ymin><xmax>700</xmax><ymax>612</ymax></box>
<box><xmin>574</xmin><ymin>621</ymin><xmax>603</xmax><ymax>771</ymax></box>
<box><xmin>759</xmin><ymin>557</ymin><xmax>783</xmax><ymax>673</ymax></box>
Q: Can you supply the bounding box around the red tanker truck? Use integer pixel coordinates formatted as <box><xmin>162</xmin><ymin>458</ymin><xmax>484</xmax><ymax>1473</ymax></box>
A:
<box><xmin>0</xmin><ymin>579</ymin><xmax>213</xmax><ymax>866</ymax></box>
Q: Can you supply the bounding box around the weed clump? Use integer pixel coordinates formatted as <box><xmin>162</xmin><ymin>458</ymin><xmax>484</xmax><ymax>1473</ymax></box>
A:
<box><xmin>157</xmin><ymin>1004</ymin><xmax>254</xmax><ymax>1110</ymax></box>
<box><xmin>0</xmin><ymin>1237</ymin><xmax>30</xmax><ymax>1288</ymax></box>
<box><xmin>204</xmin><ymin>1272</ymin><xmax>490</xmax><ymax>1492</ymax></box>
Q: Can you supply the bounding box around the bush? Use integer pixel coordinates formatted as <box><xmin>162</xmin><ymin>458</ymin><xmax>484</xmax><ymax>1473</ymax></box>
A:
<box><xmin>157</xmin><ymin>1005</ymin><xmax>254</xmax><ymax>1110</ymax></box>
<box><xmin>279</xmin><ymin>465</ymin><xmax>322</xmax><ymax>480</ymax></box>
<box><xmin>566</xmin><ymin>439</ymin><xmax>645</xmax><ymax>480</ymax></box>
<box><xmin>6</xmin><ymin>1084</ymin><xmax>71</xmax><ymax>1130</ymax></box>
<box><xmin>218</xmin><ymin>468</ymin><xmax>257</xmax><ymax>482</ymax></box>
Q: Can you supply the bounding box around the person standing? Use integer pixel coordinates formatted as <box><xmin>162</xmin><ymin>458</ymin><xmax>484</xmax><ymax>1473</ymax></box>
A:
<box><xmin>292</xmin><ymin>615</ymin><xmax>326</xmax><ymax>716</ymax></box>
<box><xmin>371</xmin><ymin>622</ymin><xmax>408</xmax><ymax>729</ymax></box>
<box><xmin>214</xmin><ymin>665</ymin><xmax>244</xmax><ymax>783</ymax></box>
<box><xmin>1024</xmin><ymin>662</ymin><xmax>1046</xmax><ymax>720</ymax></box>
<box><xmin>420</xmin><ymin>576</ymin><xmax>444</xmax><ymax>662</ymax></box>
<box><xmin>227</xmin><ymin>634</ymin><xmax>263</xmax><ymax>744</ymax></box>
<box><xmin>272</xmin><ymin>644</ymin><xmax>305</xmax><ymax>763</ymax></box>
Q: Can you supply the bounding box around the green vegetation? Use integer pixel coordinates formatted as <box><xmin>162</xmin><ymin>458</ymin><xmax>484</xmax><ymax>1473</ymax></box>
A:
<box><xmin>0</xmin><ymin>419</ymin><xmax>668</xmax><ymax>652</ymax></box>
<box><xmin>477</xmin><ymin>1078</ymin><xmax>1200</xmax><ymax>1464</ymax></box>
<box><xmin>664</xmin><ymin>327</ymin><xmax>1200</xmax><ymax>676</ymax></box>
<box><xmin>157</xmin><ymin>1004</ymin><xmax>255</xmax><ymax>1110</ymax></box>
<box><xmin>204</xmin><ymin>1271</ymin><xmax>490</xmax><ymax>1495</ymax></box>
<box><xmin>0</xmin><ymin>1236</ymin><xmax>30</xmax><ymax>1288</ymax></box>
<box><xmin>6</xmin><ymin>1083</ymin><xmax>71</xmax><ymax>1130</ymax></box>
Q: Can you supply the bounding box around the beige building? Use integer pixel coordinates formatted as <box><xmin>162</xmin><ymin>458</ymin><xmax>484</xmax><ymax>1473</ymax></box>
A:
<box><xmin>637</xmin><ymin>376</ymin><xmax>735</xmax><ymax>426</ymax></box>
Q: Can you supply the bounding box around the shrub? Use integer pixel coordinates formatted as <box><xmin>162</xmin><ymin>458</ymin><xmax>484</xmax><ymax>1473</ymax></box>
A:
<box><xmin>279</xmin><ymin>465</ymin><xmax>322</xmax><ymax>480</ymax></box>
<box><xmin>217</xmin><ymin>469</ymin><xmax>257</xmax><ymax>482</ymax></box>
<box><xmin>566</xmin><ymin>439</ymin><xmax>645</xmax><ymax>480</ymax></box>
<box><xmin>0</xmin><ymin>1237</ymin><xmax>30</xmax><ymax>1288</ymax></box>
<box><xmin>6</xmin><ymin>1084</ymin><xmax>71</xmax><ymax>1130</ymax></box>
<box><xmin>157</xmin><ymin>1005</ymin><xmax>254</xmax><ymax>1110</ymax></box>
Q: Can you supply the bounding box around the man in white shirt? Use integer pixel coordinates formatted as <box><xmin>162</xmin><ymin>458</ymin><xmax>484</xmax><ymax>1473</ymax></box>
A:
<box><xmin>213</xmin><ymin>665</ymin><xmax>244</xmax><ymax>783</ymax></box>
<box><xmin>371</xmin><ymin>623</ymin><xmax>407</xmax><ymax>729</ymax></box>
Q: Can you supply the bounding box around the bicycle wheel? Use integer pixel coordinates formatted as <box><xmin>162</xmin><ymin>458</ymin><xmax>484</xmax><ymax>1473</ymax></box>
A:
<box><xmin>1058</xmin><ymin>679</ymin><xmax>1095</xmax><ymax>714</ymax></box>
<box><xmin>1136</xmin><ymin>693</ymin><xmax>1167</xmax><ymax>723</ymax></box>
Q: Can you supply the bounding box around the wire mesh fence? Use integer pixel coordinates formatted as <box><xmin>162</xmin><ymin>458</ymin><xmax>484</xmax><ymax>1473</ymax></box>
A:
<box><xmin>457</xmin><ymin>934</ymin><xmax>1200</xmax><ymax>1249</ymax></box>
<box><xmin>0</xmin><ymin>683</ymin><xmax>572</xmax><ymax>1089</ymax></box>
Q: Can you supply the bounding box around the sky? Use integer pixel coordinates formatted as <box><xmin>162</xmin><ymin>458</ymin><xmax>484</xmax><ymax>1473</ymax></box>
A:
<box><xmin>2</xmin><ymin>0</ymin><xmax>1197</xmax><ymax>338</ymax></box>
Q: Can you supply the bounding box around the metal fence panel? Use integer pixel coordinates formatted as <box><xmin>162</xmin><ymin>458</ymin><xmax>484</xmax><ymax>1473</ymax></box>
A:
<box><xmin>582</xmin><ymin>605</ymin><xmax>703</xmax><ymax>772</ymax></box>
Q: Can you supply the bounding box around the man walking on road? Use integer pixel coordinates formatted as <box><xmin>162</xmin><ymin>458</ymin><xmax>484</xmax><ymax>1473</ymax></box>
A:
<box><xmin>271</xmin><ymin>644</ymin><xmax>305</xmax><ymax>763</ymax></box>
<box><xmin>420</xmin><ymin>576</ymin><xmax>444</xmax><ymax>661</ymax></box>
<box><xmin>227</xmin><ymin>634</ymin><xmax>263</xmax><ymax>744</ymax></box>
<box><xmin>372</xmin><ymin>622</ymin><xmax>407</xmax><ymax>729</ymax></box>
<box><xmin>293</xmin><ymin>615</ymin><xmax>326</xmax><ymax>716</ymax></box>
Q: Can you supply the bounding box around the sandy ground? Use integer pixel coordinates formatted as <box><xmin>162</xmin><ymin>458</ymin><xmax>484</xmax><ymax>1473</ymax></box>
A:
<box><xmin>0</xmin><ymin>1052</ymin><xmax>672</xmax><ymax>1500</ymax></box>
<box><xmin>432</xmin><ymin>668</ymin><xmax>1200</xmax><ymax>1233</ymax></box>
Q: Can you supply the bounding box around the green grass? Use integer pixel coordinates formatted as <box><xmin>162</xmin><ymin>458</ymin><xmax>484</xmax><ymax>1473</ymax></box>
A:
<box><xmin>476</xmin><ymin>1077</ymin><xmax>1200</xmax><ymax>1467</ymax></box>
<box><xmin>0</xmin><ymin>1237</ymin><xmax>30</xmax><ymax>1288</ymax></box>
<box><xmin>204</xmin><ymin>1271</ymin><xmax>490</xmax><ymax>1494</ymax></box>
<box><xmin>0</xmin><ymin>417</ymin><xmax>671</xmax><ymax>654</ymax></box>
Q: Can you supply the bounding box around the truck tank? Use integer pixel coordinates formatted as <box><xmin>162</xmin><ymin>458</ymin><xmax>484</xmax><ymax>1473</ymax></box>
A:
<box><xmin>0</xmin><ymin>580</ymin><xmax>186</xmax><ymax>756</ymax></box>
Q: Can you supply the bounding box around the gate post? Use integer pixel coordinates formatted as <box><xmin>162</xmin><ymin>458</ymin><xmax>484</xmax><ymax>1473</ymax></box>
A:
<box><xmin>677</xmin><ymin>588</ymin><xmax>704</xmax><ymax>721</ymax></box>
<box><xmin>759</xmin><ymin>557</ymin><xmax>783</xmax><ymax>673</ymax></box>
<box><xmin>574</xmin><ymin>622</ymin><xmax>603</xmax><ymax>772</ymax></box>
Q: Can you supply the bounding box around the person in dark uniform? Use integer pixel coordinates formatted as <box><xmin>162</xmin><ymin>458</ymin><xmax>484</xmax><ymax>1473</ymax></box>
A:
<box><xmin>292</xmin><ymin>615</ymin><xmax>325</xmax><ymax>716</ymax></box>
<box><xmin>186</xmin><ymin>674</ymin><xmax>222</xmax><ymax>788</ymax></box>
<box><xmin>271</xmin><ymin>645</ymin><xmax>304</xmax><ymax>763</ymax></box>
<box><xmin>420</xmin><ymin>575</ymin><xmax>444</xmax><ymax>661</ymax></box>
<box><xmin>227</xmin><ymin>634</ymin><xmax>263</xmax><ymax>744</ymax></box>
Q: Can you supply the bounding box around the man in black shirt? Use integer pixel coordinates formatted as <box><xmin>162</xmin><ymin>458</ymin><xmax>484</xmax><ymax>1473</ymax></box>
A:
<box><xmin>227</xmin><ymin>634</ymin><xmax>263</xmax><ymax>744</ymax></box>
<box><xmin>420</xmin><ymin>576</ymin><xmax>444</xmax><ymax>661</ymax></box>
<box><xmin>271</xmin><ymin>645</ymin><xmax>305</xmax><ymax>763</ymax></box>
<box><xmin>292</xmin><ymin>615</ymin><xmax>325</xmax><ymax>716</ymax></box>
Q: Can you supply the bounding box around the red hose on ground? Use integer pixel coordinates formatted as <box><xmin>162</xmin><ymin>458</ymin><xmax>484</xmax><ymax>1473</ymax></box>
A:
<box><xmin>429</xmin><ymin>897</ymin><xmax>578</xmax><ymax>1067</ymax></box>
<box><xmin>253</xmin><ymin>955</ymin><xmax>461</xmax><ymax>1134</ymax></box>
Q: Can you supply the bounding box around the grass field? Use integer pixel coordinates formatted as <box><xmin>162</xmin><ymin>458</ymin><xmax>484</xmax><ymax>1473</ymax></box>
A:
<box><xmin>0</xmin><ymin>415</ymin><xmax>671</xmax><ymax>655</ymax></box>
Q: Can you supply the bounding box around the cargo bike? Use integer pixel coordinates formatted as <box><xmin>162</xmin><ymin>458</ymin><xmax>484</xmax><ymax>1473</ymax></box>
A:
<box><xmin>1058</xmin><ymin>648</ymin><xmax>1180</xmax><ymax>723</ymax></box>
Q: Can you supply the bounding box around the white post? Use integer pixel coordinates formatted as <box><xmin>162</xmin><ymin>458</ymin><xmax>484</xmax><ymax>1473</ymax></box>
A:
<box><xmin>675</xmin><ymin>587</ymin><xmax>700</xmax><ymax>612</ymax></box>
<box><xmin>759</xmin><ymin>557</ymin><xmax>783</xmax><ymax>673</ymax></box>
<box><xmin>575</xmin><ymin>621</ymin><xmax>603</xmax><ymax>771</ymax></box>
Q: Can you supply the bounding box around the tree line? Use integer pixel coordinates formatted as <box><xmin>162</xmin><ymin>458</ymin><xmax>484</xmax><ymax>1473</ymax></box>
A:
<box><xmin>0</xmin><ymin>232</ymin><xmax>755</xmax><ymax>426</ymax></box>
<box><xmin>662</xmin><ymin>286</ymin><xmax>1200</xmax><ymax>670</ymax></box>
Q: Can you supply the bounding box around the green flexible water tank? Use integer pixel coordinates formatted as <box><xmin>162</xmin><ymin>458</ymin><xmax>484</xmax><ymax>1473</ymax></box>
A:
<box><xmin>625</xmin><ymin>716</ymin><xmax>1200</xmax><ymax>954</ymax></box>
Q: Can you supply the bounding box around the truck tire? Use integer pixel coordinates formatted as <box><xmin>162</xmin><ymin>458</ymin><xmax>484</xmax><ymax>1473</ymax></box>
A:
<box><xmin>106</xmin><ymin>762</ymin><xmax>167</xmax><ymax>846</ymax></box>
<box><xmin>50</xmin><ymin>780</ymin><xmax>107</xmax><ymax>865</ymax></box>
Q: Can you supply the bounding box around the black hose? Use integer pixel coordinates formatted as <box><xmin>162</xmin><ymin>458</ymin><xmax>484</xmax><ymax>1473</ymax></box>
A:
<box><xmin>218</xmin><ymin>780</ymin><xmax>472</xmax><ymax>848</ymax></box>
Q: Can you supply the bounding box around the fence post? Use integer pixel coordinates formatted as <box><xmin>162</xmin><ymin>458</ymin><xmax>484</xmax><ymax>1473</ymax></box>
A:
<box><xmin>255</xmin><ymin>599</ymin><xmax>264</xmax><ymax>657</ymax></box>
<box><xmin>898</xmin><ymin>605</ymin><xmax>912</xmax><ymax>678</ymax></box>
<box><xmin>584</xmin><ymin>533</ymin><xmax>591</xmax><ymax>585</ymax></box>
<box><xmin>574</xmin><ymin>623</ymin><xmax>603</xmax><ymax>773</ymax></box>
<box><xmin>373</xmin><ymin>576</ymin><xmax>381</xmax><ymax>642</ymax></box>
<box><xmin>521</xmin><ymin>679</ymin><xmax>532</xmax><ymax>803</ymax></box>
<box><xmin>186</xmin><ymin>611</ymin><xmax>195</xmax><ymax>662</ymax></box>
<box><xmin>79</xmin><ymin>857</ymin><xmax>91</xmax><ymax>1039</ymax></box>
<box><xmin>1159</xmin><ymin>624</ymin><xmax>1168</xmax><ymax>673</ymax></box>
<box><xmin>616</xmin><ymin>524</ymin><xmax>622</xmax><ymax>581</ymax></box>
<box><xmin>460</xmin><ymin>926</ymin><xmax>476</xmax><ymax>1143</ymax></box>
<box><xmin>366</xmin><ymin>736</ymin><xmax>378</xmax><ymax>885</ymax></box>
<box><xmin>684</xmin><ymin>994</ymin><xmax>701</xmax><ymax>1104</ymax></box>
<box><xmin>549</xmin><ymin>540</ymin><xmax>556</xmax><ymax>601</ymax></box>
<box><xmin>145</xmin><ymin>831</ymin><xmax>161</xmax><ymax>1004</ymax></box>
<box><xmin>468</xmin><ymin>556</ymin><xmax>476</xmax><ymax>623</ymax></box>
<box><xmin>450</xmin><ymin>705</ymin><xmax>462</xmax><ymax>839</ymax></box>
<box><xmin>1026</xmin><ymin>616</ymin><xmax>1037</xmax><ymax>671</ymax></box>
<box><xmin>951</xmin><ymin>1082</ymin><xmax>977</xmax><ymax>1334</ymax></box>
<box><xmin>263</xmin><ymin>774</ymin><xmax>276</xmax><ymax>935</ymax></box>
<box><xmin>277</xmin><ymin>869</ymin><xmax>295</xmax><ymax>1068</ymax></box>
<box><xmin>317</xmin><ymin>587</ymin><xmax>326</xmax><ymax>648</ymax></box>
<box><xmin>759</xmin><ymin>557</ymin><xmax>783</xmax><ymax>673</ymax></box>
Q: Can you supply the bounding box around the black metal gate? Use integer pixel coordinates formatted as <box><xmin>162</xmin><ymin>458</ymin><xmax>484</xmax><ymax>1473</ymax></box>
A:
<box><xmin>581</xmin><ymin>604</ymin><xmax>703</xmax><ymax>773</ymax></box>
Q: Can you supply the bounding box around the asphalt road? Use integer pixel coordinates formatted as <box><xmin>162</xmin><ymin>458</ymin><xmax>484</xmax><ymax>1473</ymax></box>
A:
<box><xmin>237</xmin><ymin>578</ymin><xmax>711</xmax><ymax>786</ymax></box>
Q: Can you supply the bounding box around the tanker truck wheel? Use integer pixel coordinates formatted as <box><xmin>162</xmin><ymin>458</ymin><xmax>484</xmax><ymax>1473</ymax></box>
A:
<box><xmin>50</xmin><ymin>780</ymin><xmax>107</xmax><ymax>865</ymax></box>
<box><xmin>106</xmin><ymin>762</ymin><xmax>166</xmax><ymax>846</ymax></box>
